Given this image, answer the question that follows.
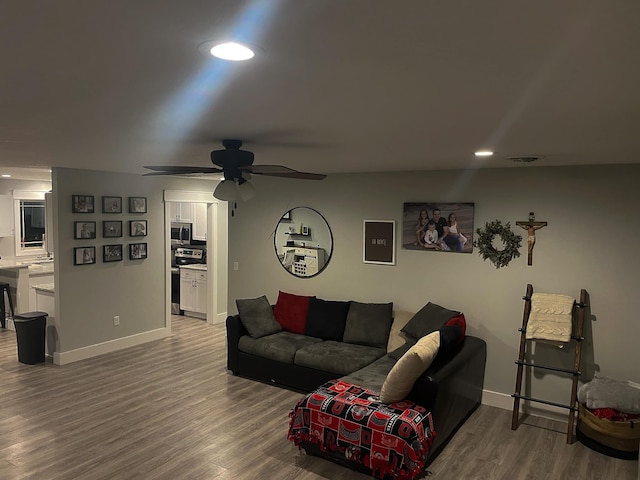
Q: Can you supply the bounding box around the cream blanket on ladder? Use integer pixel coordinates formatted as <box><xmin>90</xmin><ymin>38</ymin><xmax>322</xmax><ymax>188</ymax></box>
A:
<box><xmin>525</xmin><ymin>293</ymin><xmax>575</xmax><ymax>343</ymax></box>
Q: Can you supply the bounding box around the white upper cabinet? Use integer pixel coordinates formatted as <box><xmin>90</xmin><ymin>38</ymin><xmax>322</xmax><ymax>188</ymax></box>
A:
<box><xmin>169</xmin><ymin>202</ymin><xmax>194</xmax><ymax>222</ymax></box>
<box><xmin>0</xmin><ymin>194</ymin><xmax>14</xmax><ymax>236</ymax></box>
<box><xmin>192</xmin><ymin>203</ymin><xmax>207</xmax><ymax>241</ymax></box>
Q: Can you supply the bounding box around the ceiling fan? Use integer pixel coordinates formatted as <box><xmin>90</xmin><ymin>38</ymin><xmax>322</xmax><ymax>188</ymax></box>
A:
<box><xmin>144</xmin><ymin>139</ymin><xmax>326</xmax><ymax>201</ymax></box>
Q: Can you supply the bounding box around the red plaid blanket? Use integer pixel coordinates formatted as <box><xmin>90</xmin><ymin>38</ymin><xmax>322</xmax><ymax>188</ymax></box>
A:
<box><xmin>288</xmin><ymin>380</ymin><xmax>435</xmax><ymax>480</ymax></box>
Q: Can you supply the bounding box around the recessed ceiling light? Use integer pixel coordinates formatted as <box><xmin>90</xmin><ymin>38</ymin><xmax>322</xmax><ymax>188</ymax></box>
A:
<box><xmin>209</xmin><ymin>41</ymin><xmax>255</xmax><ymax>61</ymax></box>
<box><xmin>474</xmin><ymin>150</ymin><xmax>494</xmax><ymax>157</ymax></box>
<box><xmin>1</xmin><ymin>174</ymin><xmax>11</xmax><ymax>178</ymax></box>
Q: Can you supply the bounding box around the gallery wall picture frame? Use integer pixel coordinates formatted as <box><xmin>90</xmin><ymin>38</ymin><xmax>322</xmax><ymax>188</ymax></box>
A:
<box><xmin>72</xmin><ymin>195</ymin><xmax>95</xmax><ymax>213</ymax></box>
<box><xmin>129</xmin><ymin>242</ymin><xmax>148</xmax><ymax>260</ymax></box>
<box><xmin>102</xmin><ymin>196</ymin><xmax>122</xmax><ymax>213</ymax></box>
<box><xmin>103</xmin><ymin>244</ymin><xmax>123</xmax><ymax>262</ymax></box>
<box><xmin>74</xmin><ymin>246</ymin><xmax>96</xmax><ymax>265</ymax></box>
<box><xmin>103</xmin><ymin>220</ymin><xmax>123</xmax><ymax>238</ymax></box>
<box><xmin>128</xmin><ymin>196</ymin><xmax>147</xmax><ymax>213</ymax></box>
<box><xmin>129</xmin><ymin>220</ymin><xmax>147</xmax><ymax>237</ymax></box>
<box><xmin>74</xmin><ymin>221</ymin><xmax>97</xmax><ymax>239</ymax></box>
<box><xmin>402</xmin><ymin>202</ymin><xmax>475</xmax><ymax>254</ymax></box>
<box><xmin>363</xmin><ymin>220</ymin><xmax>396</xmax><ymax>265</ymax></box>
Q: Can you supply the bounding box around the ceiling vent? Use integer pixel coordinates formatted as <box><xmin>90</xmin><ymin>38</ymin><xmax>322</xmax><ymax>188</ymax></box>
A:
<box><xmin>508</xmin><ymin>155</ymin><xmax>541</xmax><ymax>163</ymax></box>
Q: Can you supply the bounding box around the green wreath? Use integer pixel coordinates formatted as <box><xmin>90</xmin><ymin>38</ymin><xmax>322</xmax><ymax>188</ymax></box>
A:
<box><xmin>473</xmin><ymin>220</ymin><xmax>522</xmax><ymax>269</ymax></box>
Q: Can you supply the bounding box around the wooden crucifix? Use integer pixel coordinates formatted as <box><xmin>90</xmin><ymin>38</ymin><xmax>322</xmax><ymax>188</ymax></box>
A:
<box><xmin>516</xmin><ymin>217</ymin><xmax>547</xmax><ymax>266</ymax></box>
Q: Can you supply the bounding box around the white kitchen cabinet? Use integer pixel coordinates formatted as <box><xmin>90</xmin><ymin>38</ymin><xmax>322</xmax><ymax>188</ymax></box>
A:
<box><xmin>29</xmin><ymin>272</ymin><xmax>55</xmax><ymax>311</ymax></box>
<box><xmin>0</xmin><ymin>194</ymin><xmax>14</xmax><ymax>237</ymax></box>
<box><xmin>192</xmin><ymin>203</ymin><xmax>207</xmax><ymax>241</ymax></box>
<box><xmin>179</xmin><ymin>267</ymin><xmax>207</xmax><ymax>315</ymax></box>
<box><xmin>169</xmin><ymin>202</ymin><xmax>194</xmax><ymax>222</ymax></box>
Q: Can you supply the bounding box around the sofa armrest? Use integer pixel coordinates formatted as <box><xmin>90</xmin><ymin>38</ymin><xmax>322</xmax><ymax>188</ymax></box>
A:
<box><xmin>226</xmin><ymin>314</ymin><xmax>248</xmax><ymax>373</ymax></box>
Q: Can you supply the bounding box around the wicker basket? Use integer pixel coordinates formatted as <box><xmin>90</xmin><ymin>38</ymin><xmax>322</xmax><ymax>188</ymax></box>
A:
<box><xmin>577</xmin><ymin>403</ymin><xmax>639</xmax><ymax>459</ymax></box>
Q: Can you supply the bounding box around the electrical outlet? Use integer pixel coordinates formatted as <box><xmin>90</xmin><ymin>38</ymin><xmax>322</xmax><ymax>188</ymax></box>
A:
<box><xmin>113</xmin><ymin>315</ymin><xmax>120</xmax><ymax>326</ymax></box>
<box><xmin>233</xmin><ymin>261</ymin><xmax>239</xmax><ymax>271</ymax></box>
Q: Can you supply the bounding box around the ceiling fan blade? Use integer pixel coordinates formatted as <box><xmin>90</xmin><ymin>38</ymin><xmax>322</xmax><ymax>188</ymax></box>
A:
<box><xmin>143</xmin><ymin>165</ymin><xmax>223</xmax><ymax>175</ymax></box>
<box><xmin>242</xmin><ymin>164</ymin><xmax>326</xmax><ymax>180</ymax></box>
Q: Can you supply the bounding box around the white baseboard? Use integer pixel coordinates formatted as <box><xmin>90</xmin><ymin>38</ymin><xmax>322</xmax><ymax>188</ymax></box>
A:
<box><xmin>211</xmin><ymin>311</ymin><xmax>227</xmax><ymax>324</ymax></box>
<box><xmin>53</xmin><ymin>327</ymin><xmax>170</xmax><ymax>365</ymax></box>
<box><xmin>482</xmin><ymin>389</ymin><xmax>572</xmax><ymax>423</ymax></box>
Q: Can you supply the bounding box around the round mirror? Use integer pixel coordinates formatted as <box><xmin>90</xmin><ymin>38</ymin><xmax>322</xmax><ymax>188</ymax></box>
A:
<box><xmin>274</xmin><ymin>207</ymin><xmax>333</xmax><ymax>278</ymax></box>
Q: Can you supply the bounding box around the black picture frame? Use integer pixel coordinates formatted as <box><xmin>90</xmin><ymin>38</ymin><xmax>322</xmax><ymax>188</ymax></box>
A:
<box><xmin>363</xmin><ymin>220</ymin><xmax>396</xmax><ymax>265</ymax></box>
<box><xmin>128</xmin><ymin>197</ymin><xmax>147</xmax><ymax>213</ymax></box>
<box><xmin>129</xmin><ymin>242</ymin><xmax>148</xmax><ymax>260</ymax></box>
<box><xmin>72</xmin><ymin>195</ymin><xmax>95</xmax><ymax>213</ymax></box>
<box><xmin>74</xmin><ymin>221</ymin><xmax>97</xmax><ymax>239</ymax></box>
<box><xmin>103</xmin><ymin>244</ymin><xmax>123</xmax><ymax>262</ymax></box>
<box><xmin>129</xmin><ymin>220</ymin><xmax>147</xmax><ymax>237</ymax></box>
<box><xmin>74</xmin><ymin>246</ymin><xmax>96</xmax><ymax>265</ymax></box>
<box><xmin>103</xmin><ymin>221</ymin><xmax>123</xmax><ymax>238</ymax></box>
<box><xmin>102</xmin><ymin>196</ymin><xmax>122</xmax><ymax>214</ymax></box>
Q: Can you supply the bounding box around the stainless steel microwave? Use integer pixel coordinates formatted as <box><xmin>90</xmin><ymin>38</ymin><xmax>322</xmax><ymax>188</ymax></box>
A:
<box><xmin>170</xmin><ymin>222</ymin><xmax>191</xmax><ymax>245</ymax></box>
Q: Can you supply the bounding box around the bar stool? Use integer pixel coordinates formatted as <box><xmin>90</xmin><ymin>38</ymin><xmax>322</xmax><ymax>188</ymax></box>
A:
<box><xmin>0</xmin><ymin>281</ymin><xmax>15</xmax><ymax>329</ymax></box>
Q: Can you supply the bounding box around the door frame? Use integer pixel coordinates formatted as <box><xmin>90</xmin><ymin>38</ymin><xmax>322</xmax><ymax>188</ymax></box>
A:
<box><xmin>164</xmin><ymin>190</ymin><xmax>228</xmax><ymax>327</ymax></box>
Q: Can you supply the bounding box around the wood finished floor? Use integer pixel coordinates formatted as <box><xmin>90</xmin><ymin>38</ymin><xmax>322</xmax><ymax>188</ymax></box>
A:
<box><xmin>0</xmin><ymin>316</ymin><xmax>637</xmax><ymax>480</ymax></box>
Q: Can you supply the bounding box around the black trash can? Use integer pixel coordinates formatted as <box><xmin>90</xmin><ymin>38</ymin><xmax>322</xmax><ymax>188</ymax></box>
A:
<box><xmin>14</xmin><ymin>311</ymin><xmax>47</xmax><ymax>365</ymax></box>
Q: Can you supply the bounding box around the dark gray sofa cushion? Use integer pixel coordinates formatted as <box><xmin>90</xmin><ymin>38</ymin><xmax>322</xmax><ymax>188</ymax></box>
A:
<box><xmin>340</xmin><ymin>355</ymin><xmax>397</xmax><ymax>393</ymax></box>
<box><xmin>236</xmin><ymin>295</ymin><xmax>282</xmax><ymax>338</ymax></box>
<box><xmin>294</xmin><ymin>341</ymin><xmax>386</xmax><ymax>376</ymax></box>
<box><xmin>305</xmin><ymin>298</ymin><xmax>350</xmax><ymax>341</ymax></box>
<box><xmin>401</xmin><ymin>302</ymin><xmax>459</xmax><ymax>340</ymax></box>
<box><xmin>342</xmin><ymin>301</ymin><xmax>394</xmax><ymax>348</ymax></box>
<box><xmin>238</xmin><ymin>332</ymin><xmax>322</xmax><ymax>364</ymax></box>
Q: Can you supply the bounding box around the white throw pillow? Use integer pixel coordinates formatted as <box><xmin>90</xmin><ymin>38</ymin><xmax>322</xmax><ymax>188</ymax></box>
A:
<box><xmin>380</xmin><ymin>331</ymin><xmax>441</xmax><ymax>404</ymax></box>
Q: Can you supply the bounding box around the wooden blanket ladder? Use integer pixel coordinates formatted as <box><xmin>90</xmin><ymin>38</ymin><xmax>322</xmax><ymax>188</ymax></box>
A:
<box><xmin>511</xmin><ymin>284</ymin><xmax>588</xmax><ymax>443</ymax></box>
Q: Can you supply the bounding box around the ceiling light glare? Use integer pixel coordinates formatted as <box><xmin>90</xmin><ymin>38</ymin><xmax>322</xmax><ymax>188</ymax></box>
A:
<box><xmin>474</xmin><ymin>150</ymin><xmax>494</xmax><ymax>157</ymax></box>
<box><xmin>210</xmin><ymin>42</ymin><xmax>255</xmax><ymax>61</ymax></box>
<box><xmin>1</xmin><ymin>174</ymin><xmax>11</xmax><ymax>178</ymax></box>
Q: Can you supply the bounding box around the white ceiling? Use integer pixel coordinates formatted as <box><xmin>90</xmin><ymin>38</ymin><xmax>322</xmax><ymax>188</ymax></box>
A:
<box><xmin>1</xmin><ymin>1</ymin><xmax>639</xmax><ymax>180</ymax></box>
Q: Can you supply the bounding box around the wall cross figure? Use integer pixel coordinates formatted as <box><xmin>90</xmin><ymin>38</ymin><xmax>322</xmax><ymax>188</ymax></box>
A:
<box><xmin>516</xmin><ymin>217</ymin><xmax>547</xmax><ymax>266</ymax></box>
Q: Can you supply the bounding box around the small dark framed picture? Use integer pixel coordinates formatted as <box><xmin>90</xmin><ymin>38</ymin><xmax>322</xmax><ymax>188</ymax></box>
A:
<box><xmin>103</xmin><ymin>221</ymin><xmax>123</xmax><ymax>238</ymax></box>
<box><xmin>74</xmin><ymin>221</ymin><xmax>96</xmax><ymax>239</ymax></box>
<box><xmin>129</xmin><ymin>220</ymin><xmax>147</xmax><ymax>237</ymax></box>
<box><xmin>102</xmin><ymin>196</ymin><xmax>122</xmax><ymax>213</ymax></box>
<box><xmin>103</xmin><ymin>244</ymin><xmax>123</xmax><ymax>262</ymax></box>
<box><xmin>74</xmin><ymin>246</ymin><xmax>96</xmax><ymax>265</ymax></box>
<box><xmin>129</xmin><ymin>197</ymin><xmax>147</xmax><ymax>213</ymax></box>
<box><xmin>129</xmin><ymin>242</ymin><xmax>147</xmax><ymax>260</ymax></box>
<box><xmin>72</xmin><ymin>195</ymin><xmax>95</xmax><ymax>213</ymax></box>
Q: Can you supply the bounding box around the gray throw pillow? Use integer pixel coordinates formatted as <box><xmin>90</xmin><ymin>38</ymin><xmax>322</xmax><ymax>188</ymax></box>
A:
<box><xmin>236</xmin><ymin>295</ymin><xmax>282</xmax><ymax>338</ymax></box>
<box><xmin>343</xmin><ymin>301</ymin><xmax>394</xmax><ymax>349</ymax></box>
<box><xmin>401</xmin><ymin>302</ymin><xmax>459</xmax><ymax>340</ymax></box>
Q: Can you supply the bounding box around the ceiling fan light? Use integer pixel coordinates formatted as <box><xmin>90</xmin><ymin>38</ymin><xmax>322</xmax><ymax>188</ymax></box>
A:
<box><xmin>213</xmin><ymin>180</ymin><xmax>237</xmax><ymax>201</ymax></box>
<box><xmin>237</xmin><ymin>179</ymin><xmax>256</xmax><ymax>201</ymax></box>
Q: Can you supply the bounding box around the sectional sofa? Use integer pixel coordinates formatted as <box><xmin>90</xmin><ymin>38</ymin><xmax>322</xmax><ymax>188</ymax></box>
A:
<box><xmin>226</xmin><ymin>292</ymin><xmax>487</xmax><ymax>464</ymax></box>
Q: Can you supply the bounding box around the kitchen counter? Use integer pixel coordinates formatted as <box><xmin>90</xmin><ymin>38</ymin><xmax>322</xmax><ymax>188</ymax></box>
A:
<box><xmin>179</xmin><ymin>264</ymin><xmax>207</xmax><ymax>271</ymax></box>
<box><xmin>33</xmin><ymin>282</ymin><xmax>55</xmax><ymax>294</ymax></box>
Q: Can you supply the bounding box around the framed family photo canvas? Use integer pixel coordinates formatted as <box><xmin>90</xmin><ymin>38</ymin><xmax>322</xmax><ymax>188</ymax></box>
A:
<box><xmin>363</xmin><ymin>220</ymin><xmax>396</xmax><ymax>265</ymax></box>
<box><xmin>402</xmin><ymin>202</ymin><xmax>475</xmax><ymax>254</ymax></box>
<box><xmin>103</xmin><ymin>244</ymin><xmax>123</xmax><ymax>262</ymax></box>
<box><xmin>74</xmin><ymin>221</ymin><xmax>96</xmax><ymax>239</ymax></box>
<box><xmin>102</xmin><ymin>196</ymin><xmax>122</xmax><ymax>213</ymax></box>
<box><xmin>128</xmin><ymin>196</ymin><xmax>147</xmax><ymax>213</ymax></box>
<box><xmin>103</xmin><ymin>221</ymin><xmax>123</xmax><ymax>238</ymax></box>
<box><xmin>74</xmin><ymin>246</ymin><xmax>96</xmax><ymax>265</ymax></box>
<box><xmin>72</xmin><ymin>195</ymin><xmax>95</xmax><ymax>213</ymax></box>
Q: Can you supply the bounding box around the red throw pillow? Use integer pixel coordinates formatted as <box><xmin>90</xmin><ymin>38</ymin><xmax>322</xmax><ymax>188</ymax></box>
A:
<box><xmin>445</xmin><ymin>313</ymin><xmax>466</xmax><ymax>344</ymax></box>
<box><xmin>273</xmin><ymin>291</ymin><xmax>313</xmax><ymax>334</ymax></box>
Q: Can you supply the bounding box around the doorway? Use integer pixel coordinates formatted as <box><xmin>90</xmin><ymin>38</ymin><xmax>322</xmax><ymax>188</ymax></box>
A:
<box><xmin>164</xmin><ymin>190</ymin><xmax>228</xmax><ymax>327</ymax></box>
